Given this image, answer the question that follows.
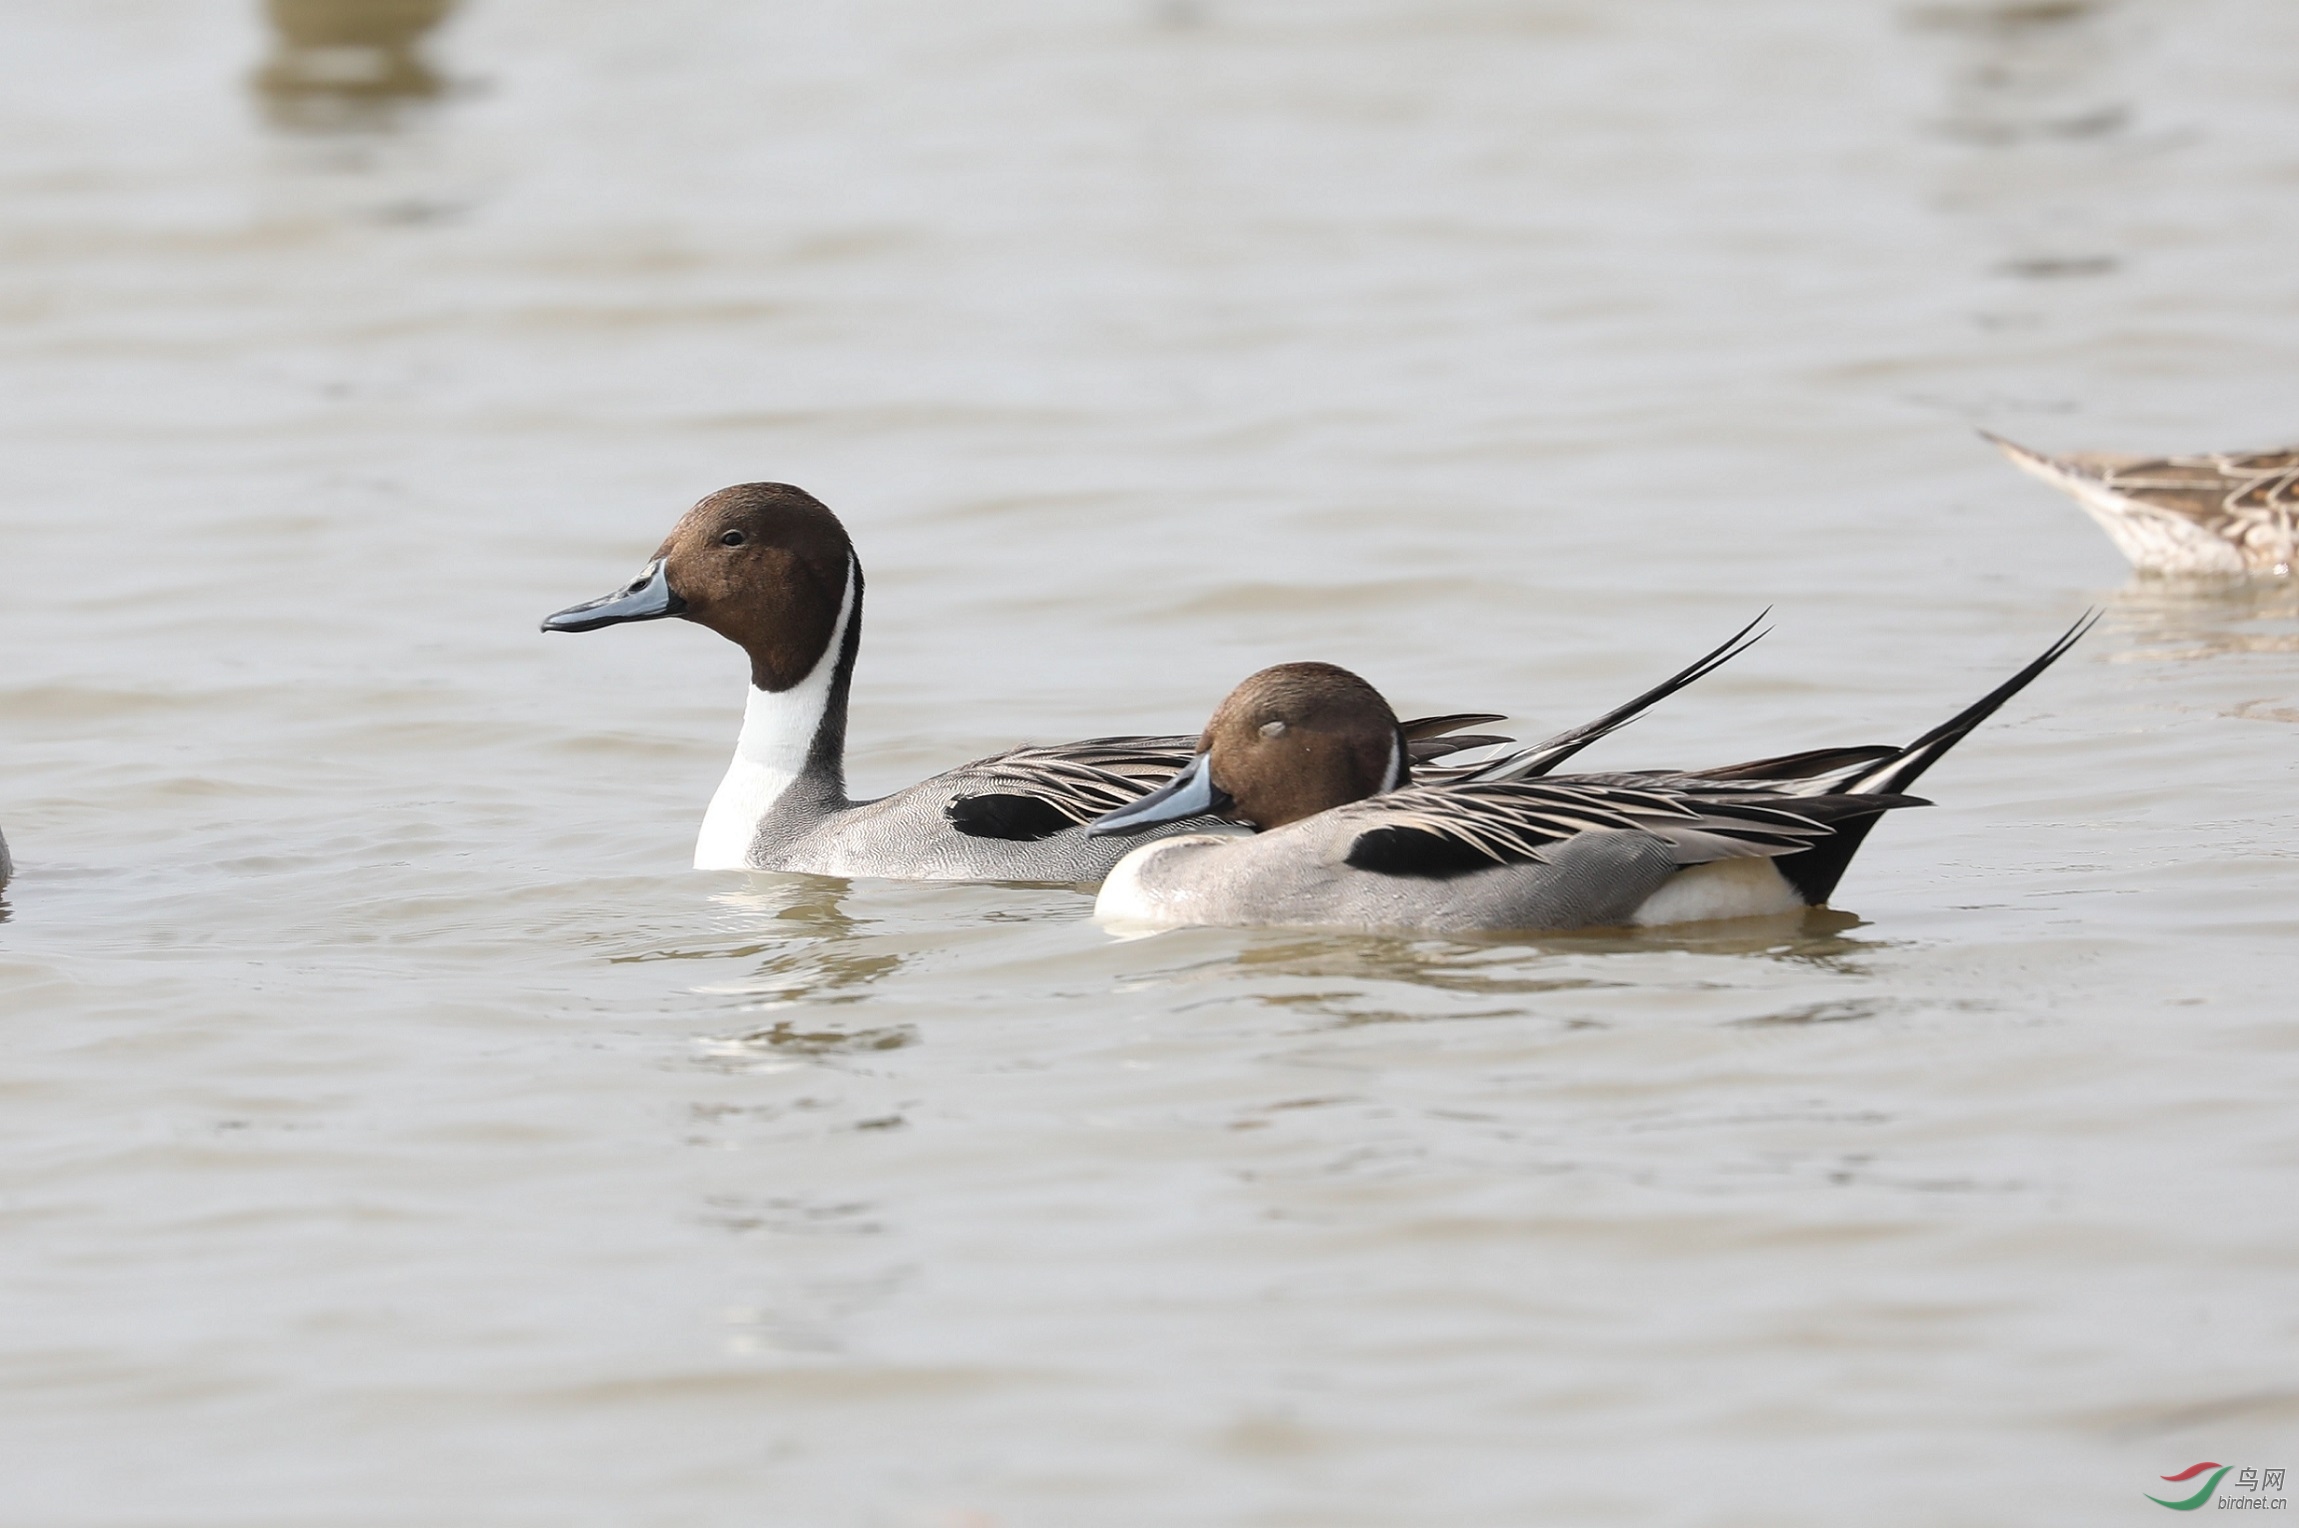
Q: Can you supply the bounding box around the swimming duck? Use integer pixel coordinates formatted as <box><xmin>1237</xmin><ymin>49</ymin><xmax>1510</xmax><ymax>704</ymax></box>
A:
<box><xmin>542</xmin><ymin>483</ymin><xmax>1749</xmax><ymax>881</ymax></box>
<box><xmin>1085</xmin><ymin>618</ymin><xmax>2095</xmax><ymax>933</ymax></box>
<box><xmin>0</xmin><ymin>826</ymin><xmax>11</xmax><ymax>889</ymax></box>
<box><xmin>1988</xmin><ymin>433</ymin><xmax>2298</xmax><ymax>576</ymax></box>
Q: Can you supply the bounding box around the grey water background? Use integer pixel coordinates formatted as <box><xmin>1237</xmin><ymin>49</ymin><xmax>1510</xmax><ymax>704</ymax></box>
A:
<box><xmin>3</xmin><ymin>1</ymin><xmax>2297</xmax><ymax>1523</ymax></box>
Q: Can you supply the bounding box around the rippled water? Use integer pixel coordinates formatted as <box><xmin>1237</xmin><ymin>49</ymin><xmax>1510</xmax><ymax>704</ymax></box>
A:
<box><xmin>5</xmin><ymin>2</ymin><xmax>2297</xmax><ymax>1523</ymax></box>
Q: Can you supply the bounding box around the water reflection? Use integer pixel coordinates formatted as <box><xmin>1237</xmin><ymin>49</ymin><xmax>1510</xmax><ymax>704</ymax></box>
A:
<box><xmin>1512</xmin><ymin>908</ymin><xmax>1876</xmax><ymax>963</ymax></box>
<box><xmin>1907</xmin><ymin>0</ymin><xmax>2134</xmax><ymax>148</ymax></box>
<box><xmin>2103</xmin><ymin>575</ymin><xmax>2299</xmax><ymax>666</ymax></box>
<box><xmin>1730</xmin><ymin>999</ymin><xmax>1891</xmax><ymax>1027</ymax></box>
<box><xmin>1215</xmin><ymin>908</ymin><xmax>1877</xmax><ymax>977</ymax></box>
<box><xmin>697</xmin><ymin>1019</ymin><xmax>918</xmax><ymax>1072</ymax></box>
<box><xmin>253</xmin><ymin>0</ymin><xmax>459</xmax><ymax>132</ymax></box>
<box><xmin>691</xmin><ymin>877</ymin><xmax>909</xmax><ymax>1002</ymax></box>
<box><xmin>1906</xmin><ymin>0</ymin><xmax>2147</xmax><ymax>296</ymax></box>
<box><xmin>633</xmin><ymin>876</ymin><xmax>922</xmax><ymax>1070</ymax></box>
<box><xmin>1122</xmin><ymin>910</ymin><xmax>1887</xmax><ymax>1032</ymax></box>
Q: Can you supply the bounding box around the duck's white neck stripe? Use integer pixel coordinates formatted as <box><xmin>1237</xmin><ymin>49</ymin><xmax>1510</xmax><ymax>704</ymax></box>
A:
<box><xmin>693</xmin><ymin>557</ymin><xmax>856</xmax><ymax>870</ymax></box>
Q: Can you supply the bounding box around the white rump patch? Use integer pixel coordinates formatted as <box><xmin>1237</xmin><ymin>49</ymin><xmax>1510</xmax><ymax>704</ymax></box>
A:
<box><xmin>1630</xmin><ymin>857</ymin><xmax>1803</xmax><ymax>926</ymax></box>
<box><xmin>693</xmin><ymin>557</ymin><xmax>857</xmax><ymax>870</ymax></box>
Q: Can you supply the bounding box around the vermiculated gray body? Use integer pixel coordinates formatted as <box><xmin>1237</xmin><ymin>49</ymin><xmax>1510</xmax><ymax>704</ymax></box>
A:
<box><xmin>743</xmin><ymin>769</ymin><xmax>1228</xmax><ymax>882</ymax></box>
<box><xmin>1100</xmin><ymin>824</ymin><xmax>1685</xmax><ymax>934</ymax></box>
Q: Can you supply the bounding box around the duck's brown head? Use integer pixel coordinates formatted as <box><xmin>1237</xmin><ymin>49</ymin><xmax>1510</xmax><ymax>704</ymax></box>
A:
<box><xmin>1089</xmin><ymin>661</ymin><xmax>1406</xmax><ymax>837</ymax></box>
<box><xmin>542</xmin><ymin>483</ymin><xmax>857</xmax><ymax>693</ymax></box>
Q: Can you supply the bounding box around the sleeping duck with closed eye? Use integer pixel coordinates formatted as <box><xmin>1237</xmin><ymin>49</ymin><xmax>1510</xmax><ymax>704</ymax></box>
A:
<box><xmin>542</xmin><ymin>483</ymin><xmax>1766</xmax><ymax>881</ymax></box>
<box><xmin>1085</xmin><ymin>616</ymin><xmax>2096</xmax><ymax>934</ymax></box>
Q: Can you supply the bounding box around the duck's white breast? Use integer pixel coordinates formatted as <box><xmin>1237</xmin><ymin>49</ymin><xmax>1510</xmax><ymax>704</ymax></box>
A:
<box><xmin>694</xmin><ymin>563</ymin><xmax>857</xmax><ymax>870</ymax></box>
<box><xmin>1092</xmin><ymin>835</ymin><xmax>1232</xmax><ymax>930</ymax></box>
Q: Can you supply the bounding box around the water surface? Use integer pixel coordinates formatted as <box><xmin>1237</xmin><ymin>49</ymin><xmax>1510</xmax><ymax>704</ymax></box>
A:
<box><xmin>4</xmin><ymin>1</ymin><xmax>2297</xmax><ymax>1523</ymax></box>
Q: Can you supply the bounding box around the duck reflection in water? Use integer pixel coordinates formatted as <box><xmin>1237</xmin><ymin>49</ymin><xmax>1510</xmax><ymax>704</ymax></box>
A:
<box><xmin>253</xmin><ymin>0</ymin><xmax>458</xmax><ymax>131</ymax></box>
<box><xmin>1908</xmin><ymin>0</ymin><xmax>2137</xmax><ymax>302</ymax></box>
<box><xmin>2100</xmin><ymin>575</ymin><xmax>2299</xmax><ymax>672</ymax></box>
<box><xmin>1908</xmin><ymin>0</ymin><xmax>2133</xmax><ymax>149</ymax></box>
<box><xmin>702</xmin><ymin>878</ymin><xmax>920</xmax><ymax>1066</ymax></box>
<box><xmin>635</xmin><ymin>876</ymin><xmax>903</xmax><ymax>998</ymax></box>
<box><xmin>1179</xmin><ymin>906</ymin><xmax>1877</xmax><ymax>985</ymax></box>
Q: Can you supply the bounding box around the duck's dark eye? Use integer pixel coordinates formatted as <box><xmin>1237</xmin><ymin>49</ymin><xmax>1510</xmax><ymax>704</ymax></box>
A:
<box><xmin>719</xmin><ymin>529</ymin><xmax>747</xmax><ymax>547</ymax></box>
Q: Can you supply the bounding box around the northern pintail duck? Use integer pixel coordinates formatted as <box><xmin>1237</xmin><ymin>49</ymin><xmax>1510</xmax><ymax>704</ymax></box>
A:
<box><xmin>1085</xmin><ymin>618</ymin><xmax>2095</xmax><ymax>934</ymax></box>
<box><xmin>542</xmin><ymin>482</ymin><xmax>1725</xmax><ymax>881</ymax></box>
<box><xmin>1989</xmin><ymin>434</ymin><xmax>2298</xmax><ymax>576</ymax></box>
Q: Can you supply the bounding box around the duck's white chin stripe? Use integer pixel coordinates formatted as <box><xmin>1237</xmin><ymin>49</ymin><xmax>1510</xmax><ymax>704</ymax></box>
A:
<box><xmin>694</xmin><ymin>557</ymin><xmax>856</xmax><ymax>870</ymax></box>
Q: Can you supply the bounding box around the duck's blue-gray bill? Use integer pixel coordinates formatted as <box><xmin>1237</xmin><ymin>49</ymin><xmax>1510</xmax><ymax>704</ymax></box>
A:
<box><xmin>541</xmin><ymin>559</ymin><xmax>686</xmax><ymax>633</ymax></box>
<box><xmin>1086</xmin><ymin>752</ymin><xmax>1234</xmax><ymax>836</ymax></box>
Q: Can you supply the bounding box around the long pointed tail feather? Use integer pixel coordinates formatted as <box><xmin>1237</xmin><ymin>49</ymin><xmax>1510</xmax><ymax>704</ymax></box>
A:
<box><xmin>1400</xmin><ymin>712</ymin><xmax>1507</xmax><ymax>741</ymax></box>
<box><xmin>1479</xmin><ymin>611</ymin><xmax>1771</xmax><ymax>782</ymax></box>
<box><xmin>1843</xmin><ymin>611</ymin><xmax>2098</xmax><ymax>797</ymax></box>
<box><xmin>1769</xmin><ymin>612</ymin><xmax>2096</xmax><ymax>904</ymax></box>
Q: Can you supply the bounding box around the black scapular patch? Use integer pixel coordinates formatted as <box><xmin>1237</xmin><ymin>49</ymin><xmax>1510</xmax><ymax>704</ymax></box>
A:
<box><xmin>1344</xmin><ymin>826</ymin><xmax>1509</xmax><ymax>879</ymax></box>
<box><xmin>945</xmin><ymin>793</ymin><xmax>1077</xmax><ymax>841</ymax></box>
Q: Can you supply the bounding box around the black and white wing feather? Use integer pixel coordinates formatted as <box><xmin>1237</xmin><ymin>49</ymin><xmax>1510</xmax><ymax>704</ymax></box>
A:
<box><xmin>1336</xmin><ymin>777</ymin><xmax>1921</xmax><ymax>879</ymax></box>
<box><xmin>946</xmin><ymin>612</ymin><xmax>1782</xmax><ymax>841</ymax></box>
<box><xmin>1515</xmin><ymin>613</ymin><xmax>2096</xmax><ymax>900</ymax></box>
<box><xmin>943</xmin><ymin>735</ymin><xmax>1201</xmax><ymax>840</ymax></box>
<box><xmin>1465</xmin><ymin>613</ymin><xmax>1770</xmax><ymax>783</ymax></box>
<box><xmin>945</xmin><ymin>717</ymin><xmax>1515</xmax><ymax>841</ymax></box>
